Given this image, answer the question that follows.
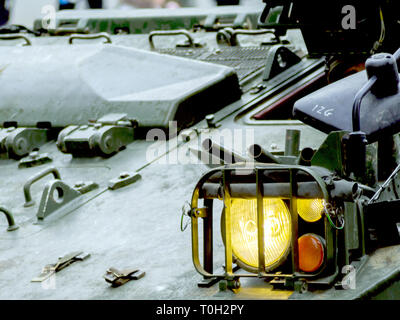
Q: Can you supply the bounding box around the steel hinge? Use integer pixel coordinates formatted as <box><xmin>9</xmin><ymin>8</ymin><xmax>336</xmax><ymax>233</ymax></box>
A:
<box><xmin>57</xmin><ymin>113</ymin><xmax>138</xmax><ymax>157</ymax></box>
<box><xmin>0</xmin><ymin>127</ymin><xmax>49</xmax><ymax>160</ymax></box>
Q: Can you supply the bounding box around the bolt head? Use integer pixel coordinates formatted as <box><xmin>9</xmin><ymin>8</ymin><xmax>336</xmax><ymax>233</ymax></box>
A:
<box><xmin>119</xmin><ymin>172</ymin><xmax>130</xmax><ymax>179</ymax></box>
<box><xmin>74</xmin><ymin>182</ymin><xmax>84</xmax><ymax>188</ymax></box>
<box><xmin>29</xmin><ymin>151</ymin><xmax>39</xmax><ymax>159</ymax></box>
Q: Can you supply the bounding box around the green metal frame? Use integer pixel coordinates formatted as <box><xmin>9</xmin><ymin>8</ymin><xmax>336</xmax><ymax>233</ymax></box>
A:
<box><xmin>191</xmin><ymin>165</ymin><xmax>339</xmax><ymax>285</ymax></box>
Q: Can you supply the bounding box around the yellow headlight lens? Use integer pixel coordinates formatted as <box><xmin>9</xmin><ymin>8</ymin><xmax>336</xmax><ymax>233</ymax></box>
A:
<box><xmin>297</xmin><ymin>198</ymin><xmax>325</xmax><ymax>222</ymax></box>
<box><xmin>230</xmin><ymin>198</ymin><xmax>291</xmax><ymax>270</ymax></box>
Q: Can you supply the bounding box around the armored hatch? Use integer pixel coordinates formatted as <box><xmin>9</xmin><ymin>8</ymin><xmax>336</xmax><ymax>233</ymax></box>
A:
<box><xmin>0</xmin><ymin>43</ymin><xmax>241</xmax><ymax>130</ymax></box>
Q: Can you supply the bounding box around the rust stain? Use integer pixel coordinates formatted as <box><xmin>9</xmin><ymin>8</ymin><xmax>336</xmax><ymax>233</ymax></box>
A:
<box><xmin>0</xmin><ymin>64</ymin><xmax>9</xmax><ymax>74</ymax></box>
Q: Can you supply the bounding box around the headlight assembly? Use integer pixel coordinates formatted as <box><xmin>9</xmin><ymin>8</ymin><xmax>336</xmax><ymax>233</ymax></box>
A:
<box><xmin>224</xmin><ymin>198</ymin><xmax>292</xmax><ymax>272</ymax></box>
<box><xmin>190</xmin><ymin>165</ymin><xmax>343</xmax><ymax>291</ymax></box>
<box><xmin>297</xmin><ymin>198</ymin><xmax>325</xmax><ymax>223</ymax></box>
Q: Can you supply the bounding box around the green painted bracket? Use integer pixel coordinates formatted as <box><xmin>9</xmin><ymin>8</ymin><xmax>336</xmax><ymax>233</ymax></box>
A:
<box><xmin>311</xmin><ymin>131</ymin><xmax>348</xmax><ymax>174</ymax></box>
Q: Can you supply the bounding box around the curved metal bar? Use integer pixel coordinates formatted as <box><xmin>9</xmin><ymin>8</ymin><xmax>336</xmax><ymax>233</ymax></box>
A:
<box><xmin>0</xmin><ymin>206</ymin><xmax>19</xmax><ymax>231</ymax></box>
<box><xmin>190</xmin><ymin>165</ymin><xmax>332</xmax><ymax>280</ymax></box>
<box><xmin>191</xmin><ymin>168</ymin><xmax>222</xmax><ymax>278</ymax></box>
<box><xmin>352</xmin><ymin>75</ymin><xmax>377</xmax><ymax>132</ymax></box>
<box><xmin>69</xmin><ymin>32</ymin><xmax>112</xmax><ymax>45</ymax></box>
<box><xmin>232</xmin><ymin>29</ymin><xmax>275</xmax><ymax>43</ymax></box>
<box><xmin>23</xmin><ymin>167</ymin><xmax>61</xmax><ymax>207</ymax></box>
<box><xmin>0</xmin><ymin>34</ymin><xmax>31</xmax><ymax>46</ymax></box>
<box><xmin>148</xmin><ymin>30</ymin><xmax>194</xmax><ymax>49</ymax></box>
<box><xmin>217</xmin><ymin>28</ymin><xmax>275</xmax><ymax>46</ymax></box>
<box><xmin>216</xmin><ymin>28</ymin><xmax>236</xmax><ymax>46</ymax></box>
<box><xmin>259</xmin><ymin>2</ymin><xmax>272</xmax><ymax>25</ymax></box>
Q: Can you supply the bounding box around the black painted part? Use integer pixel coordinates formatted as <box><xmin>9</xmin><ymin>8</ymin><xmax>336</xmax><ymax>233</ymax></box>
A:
<box><xmin>215</xmin><ymin>0</ymin><xmax>240</xmax><ymax>5</ymax></box>
<box><xmin>293</xmin><ymin>67</ymin><xmax>400</xmax><ymax>143</ymax></box>
<box><xmin>88</xmin><ymin>0</ymin><xmax>103</xmax><ymax>8</ymax></box>
<box><xmin>342</xmin><ymin>132</ymin><xmax>368</xmax><ymax>180</ymax></box>
<box><xmin>378</xmin><ymin>136</ymin><xmax>398</xmax><ymax>181</ymax></box>
<box><xmin>259</xmin><ymin>1</ymin><xmax>400</xmax><ymax>56</ymax></box>
<box><xmin>59</xmin><ymin>0</ymin><xmax>102</xmax><ymax>10</ymax></box>
<box><xmin>203</xmin><ymin>199</ymin><xmax>213</xmax><ymax>275</ymax></box>
<box><xmin>59</xmin><ymin>3</ymin><xmax>75</xmax><ymax>10</ymax></box>
<box><xmin>175</xmin><ymin>73</ymin><xmax>241</xmax><ymax>132</ymax></box>
<box><xmin>351</xmin><ymin>76</ymin><xmax>377</xmax><ymax>132</ymax></box>
<box><xmin>365</xmin><ymin>200</ymin><xmax>400</xmax><ymax>249</ymax></box>
<box><xmin>366</xmin><ymin>53</ymin><xmax>400</xmax><ymax>97</ymax></box>
<box><xmin>0</xmin><ymin>0</ymin><xmax>9</xmax><ymax>27</ymax></box>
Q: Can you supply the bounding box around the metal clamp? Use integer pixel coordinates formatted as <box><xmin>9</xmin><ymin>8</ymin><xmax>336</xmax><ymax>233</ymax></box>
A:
<box><xmin>18</xmin><ymin>151</ymin><xmax>52</xmax><ymax>169</ymax></box>
<box><xmin>69</xmin><ymin>32</ymin><xmax>112</xmax><ymax>44</ymax></box>
<box><xmin>324</xmin><ymin>203</ymin><xmax>345</xmax><ymax>230</ymax></box>
<box><xmin>149</xmin><ymin>30</ymin><xmax>197</xmax><ymax>49</ymax></box>
<box><xmin>191</xmin><ymin>207</ymin><xmax>208</xmax><ymax>218</ymax></box>
<box><xmin>0</xmin><ymin>206</ymin><xmax>19</xmax><ymax>231</ymax></box>
<box><xmin>216</xmin><ymin>28</ymin><xmax>274</xmax><ymax>46</ymax></box>
<box><xmin>31</xmin><ymin>252</ymin><xmax>90</xmax><ymax>282</ymax></box>
<box><xmin>103</xmin><ymin>267</ymin><xmax>145</xmax><ymax>287</ymax></box>
<box><xmin>0</xmin><ymin>34</ymin><xmax>31</xmax><ymax>46</ymax></box>
<box><xmin>23</xmin><ymin>167</ymin><xmax>61</xmax><ymax>207</ymax></box>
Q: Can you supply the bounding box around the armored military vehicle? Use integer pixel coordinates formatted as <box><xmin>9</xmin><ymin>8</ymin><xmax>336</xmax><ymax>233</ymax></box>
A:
<box><xmin>0</xmin><ymin>0</ymin><xmax>400</xmax><ymax>301</ymax></box>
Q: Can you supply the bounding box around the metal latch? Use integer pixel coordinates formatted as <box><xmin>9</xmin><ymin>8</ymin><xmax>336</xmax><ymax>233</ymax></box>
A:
<box><xmin>57</xmin><ymin>113</ymin><xmax>138</xmax><ymax>157</ymax></box>
<box><xmin>31</xmin><ymin>252</ymin><xmax>90</xmax><ymax>282</ymax></box>
<box><xmin>108</xmin><ymin>172</ymin><xmax>141</xmax><ymax>190</ymax></box>
<box><xmin>0</xmin><ymin>127</ymin><xmax>49</xmax><ymax>159</ymax></box>
<box><xmin>18</xmin><ymin>151</ymin><xmax>52</xmax><ymax>168</ymax></box>
<box><xmin>103</xmin><ymin>267</ymin><xmax>145</xmax><ymax>287</ymax></box>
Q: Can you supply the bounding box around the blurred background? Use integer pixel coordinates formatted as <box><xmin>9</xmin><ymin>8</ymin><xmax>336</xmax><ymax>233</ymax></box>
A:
<box><xmin>1</xmin><ymin>0</ymin><xmax>262</xmax><ymax>28</ymax></box>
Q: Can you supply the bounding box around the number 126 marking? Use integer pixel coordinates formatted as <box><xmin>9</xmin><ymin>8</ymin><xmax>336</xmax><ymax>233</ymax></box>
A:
<box><xmin>312</xmin><ymin>104</ymin><xmax>334</xmax><ymax>117</ymax></box>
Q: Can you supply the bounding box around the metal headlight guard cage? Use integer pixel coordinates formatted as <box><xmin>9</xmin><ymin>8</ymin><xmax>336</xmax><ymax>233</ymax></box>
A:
<box><xmin>190</xmin><ymin>165</ymin><xmax>339</xmax><ymax>288</ymax></box>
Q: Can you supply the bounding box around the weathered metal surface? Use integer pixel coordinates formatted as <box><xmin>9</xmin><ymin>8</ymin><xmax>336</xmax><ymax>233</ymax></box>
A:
<box><xmin>0</xmin><ymin>6</ymin><xmax>399</xmax><ymax>301</ymax></box>
<box><xmin>33</xmin><ymin>6</ymin><xmax>263</xmax><ymax>35</ymax></box>
<box><xmin>0</xmin><ymin>44</ymin><xmax>239</xmax><ymax>129</ymax></box>
<box><xmin>31</xmin><ymin>251</ymin><xmax>91</xmax><ymax>283</ymax></box>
